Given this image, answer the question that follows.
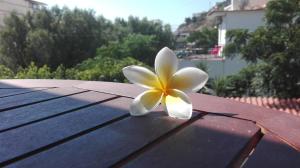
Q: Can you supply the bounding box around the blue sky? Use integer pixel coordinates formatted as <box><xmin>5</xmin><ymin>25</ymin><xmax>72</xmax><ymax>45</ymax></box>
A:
<box><xmin>39</xmin><ymin>0</ymin><xmax>223</xmax><ymax>30</ymax></box>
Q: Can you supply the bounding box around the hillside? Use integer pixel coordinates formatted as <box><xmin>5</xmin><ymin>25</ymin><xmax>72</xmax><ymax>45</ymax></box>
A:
<box><xmin>175</xmin><ymin>0</ymin><xmax>230</xmax><ymax>34</ymax></box>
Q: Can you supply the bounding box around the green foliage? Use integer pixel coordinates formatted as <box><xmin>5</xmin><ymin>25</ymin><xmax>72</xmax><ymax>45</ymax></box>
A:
<box><xmin>265</xmin><ymin>0</ymin><xmax>300</xmax><ymax>27</ymax></box>
<box><xmin>0</xmin><ymin>8</ymin><xmax>174</xmax><ymax>72</ymax></box>
<box><xmin>222</xmin><ymin>0</ymin><xmax>300</xmax><ymax>97</ymax></box>
<box><xmin>15</xmin><ymin>62</ymin><xmax>52</xmax><ymax>79</ymax></box>
<box><xmin>0</xmin><ymin>7</ymin><xmax>110</xmax><ymax>70</ymax></box>
<box><xmin>0</xmin><ymin>12</ymin><xmax>29</xmax><ymax>68</ymax></box>
<box><xmin>74</xmin><ymin>56</ymin><xmax>147</xmax><ymax>82</ymax></box>
<box><xmin>227</xmin><ymin>65</ymin><xmax>257</xmax><ymax>97</ymax></box>
<box><xmin>0</xmin><ymin>7</ymin><xmax>174</xmax><ymax>85</ymax></box>
<box><xmin>122</xmin><ymin>34</ymin><xmax>157</xmax><ymax>65</ymax></box>
<box><xmin>223</xmin><ymin>29</ymin><xmax>250</xmax><ymax>58</ymax></box>
<box><xmin>196</xmin><ymin>62</ymin><xmax>208</xmax><ymax>73</ymax></box>
<box><xmin>211</xmin><ymin>65</ymin><xmax>267</xmax><ymax>97</ymax></box>
<box><xmin>211</xmin><ymin>77</ymin><xmax>231</xmax><ymax>97</ymax></box>
<box><xmin>96</xmin><ymin>34</ymin><xmax>162</xmax><ymax>66</ymax></box>
<box><xmin>4</xmin><ymin>55</ymin><xmax>145</xmax><ymax>82</ymax></box>
<box><xmin>187</xmin><ymin>28</ymin><xmax>218</xmax><ymax>52</ymax></box>
<box><xmin>111</xmin><ymin>16</ymin><xmax>174</xmax><ymax>49</ymax></box>
<box><xmin>53</xmin><ymin>65</ymin><xmax>66</xmax><ymax>79</ymax></box>
<box><xmin>0</xmin><ymin>65</ymin><xmax>14</xmax><ymax>79</ymax></box>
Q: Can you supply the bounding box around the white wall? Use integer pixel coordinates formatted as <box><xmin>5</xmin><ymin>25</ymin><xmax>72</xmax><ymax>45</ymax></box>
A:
<box><xmin>218</xmin><ymin>18</ymin><xmax>227</xmax><ymax>46</ymax></box>
<box><xmin>218</xmin><ymin>10</ymin><xmax>265</xmax><ymax>48</ymax></box>
<box><xmin>179</xmin><ymin>56</ymin><xmax>248</xmax><ymax>78</ymax></box>
<box><xmin>226</xmin><ymin>10</ymin><xmax>265</xmax><ymax>31</ymax></box>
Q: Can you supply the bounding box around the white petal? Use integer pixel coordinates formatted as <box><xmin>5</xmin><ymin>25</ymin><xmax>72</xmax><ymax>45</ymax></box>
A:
<box><xmin>130</xmin><ymin>89</ymin><xmax>163</xmax><ymax>116</ymax></box>
<box><xmin>123</xmin><ymin>65</ymin><xmax>161</xmax><ymax>89</ymax></box>
<box><xmin>165</xmin><ymin>89</ymin><xmax>192</xmax><ymax>119</ymax></box>
<box><xmin>154</xmin><ymin>47</ymin><xmax>178</xmax><ymax>88</ymax></box>
<box><xmin>169</xmin><ymin>67</ymin><xmax>208</xmax><ymax>93</ymax></box>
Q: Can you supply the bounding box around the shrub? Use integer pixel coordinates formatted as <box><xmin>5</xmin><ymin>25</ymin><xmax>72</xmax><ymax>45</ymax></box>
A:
<box><xmin>0</xmin><ymin>64</ymin><xmax>14</xmax><ymax>79</ymax></box>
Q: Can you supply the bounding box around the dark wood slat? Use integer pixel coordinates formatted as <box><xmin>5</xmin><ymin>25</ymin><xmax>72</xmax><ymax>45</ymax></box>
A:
<box><xmin>0</xmin><ymin>88</ymin><xmax>49</xmax><ymax>98</ymax></box>
<box><xmin>244</xmin><ymin>134</ymin><xmax>300</xmax><ymax>168</ymax></box>
<box><xmin>0</xmin><ymin>97</ymin><xmax>129</xmax><ymax>165</ymax></box>
<box><xmin>8</xmin><ymin>111</ymin><xmax>201</xmax><ymax>168</ymax></box>
<box><xmin>0</xmin><ymin>91</ymin><xmax>116</xmax><ymax>132</ymax></box>
<box><xmin>0</xmin><ymin>87</ymin><xmax>85</xmax><ymax>112</ymax></box>
<box><xmin>122</xmin><ymin>115</ymin><xmax>260</xmax><ymax>168</ymax></box>
<box><xmin>0</xmin><ymin>79</ymin><xmax>84</xmax><ymax>88</ymax></box>
<box><xmin>258</xmin><ymin>114</ymin><xmax>300</xmax><ymax>151</ymax></box>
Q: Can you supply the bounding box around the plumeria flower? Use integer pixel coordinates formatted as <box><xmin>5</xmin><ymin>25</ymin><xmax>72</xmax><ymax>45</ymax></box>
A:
<box><xmin>122</xmin><ymin>47</ymin><xmax>208</xmax><ymax>119</ymax></box>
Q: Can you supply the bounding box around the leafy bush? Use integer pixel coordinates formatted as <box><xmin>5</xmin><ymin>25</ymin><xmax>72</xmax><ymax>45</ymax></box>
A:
<box><xmin>53</xmin><ymin>65</ymin><xmax>66</xmax><ymax>79</ymax></box>
<box><xmin>74</xmin><ymin>56</ymin><xmax>148</xmax><ymax>82</ymax></box>
<box><xmin>0</xmin><ymin>65</ymin><xmax>14</xmax><ymax>79</ymax></box>
<box><xmin>15</xmin><ymin>62</ymin><xmax>52</xmax><ymax>79</ymax></box>
<box><xmin>211</xmin><ymin>65</ymin><xmax>262</xmax><ymax>97</ymax></box>
<box><xmin>196</xmin><ymin>62</ymin><xmax>208</xmax><ymax>73</ymax></box>
<box><xmin>96</xmin><ymin>34</ymin><xmax>160</xmax><ymax>66</ymax></box>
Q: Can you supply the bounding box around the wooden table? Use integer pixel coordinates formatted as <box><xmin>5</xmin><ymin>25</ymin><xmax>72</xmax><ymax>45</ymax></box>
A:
<box><xmin>0</xmin><ymin>79</ymin><xmax>299</xmax><ymax>168</ymax></box>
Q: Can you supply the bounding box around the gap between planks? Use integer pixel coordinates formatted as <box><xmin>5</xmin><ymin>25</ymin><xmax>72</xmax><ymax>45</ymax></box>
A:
<box><xmin>76</xmin><ymin>88</ymin><xmax>134</xmax><ymax>99</ymax></box>
<box><xmin>0</xmin><ymin>112</ymin><xmax>130</xmax><ymax>167</ymax></box>
<box><xmin>110</xmin><ymin>111</ymin><xmax>208</xmax><ymax>168</ymax></box>
<box><xmin>194</xmin><ymin>109</ymin><xmax>265</xmax><ymax>168</ymax></box>
<box><xmin>256</xmin><ymin>124</ymin><xmax>300</xmax><ymax>152</ymax></box>
<box><xmin>0</xmin><ymin>95</ymin><xmax>121</xmax><ymax>133</ymax></box>
<box><xmin>227</xmin><ymin>129</ymin><xmax>264</xmax><ymax>168</ymax></box>
<box><xmin>193</xmin><ymin>109</ymin><xmax>256</xmax><ymax>123</ymax></box>
<box><xmin>0</xmin><ymin>87</ymin><xmax>56</xmax><ymax>99</ymax></box>
<box><xmin>0</xmin><ymin>90</ymin><xmax>89</xmax><ymax>113</ymax></box>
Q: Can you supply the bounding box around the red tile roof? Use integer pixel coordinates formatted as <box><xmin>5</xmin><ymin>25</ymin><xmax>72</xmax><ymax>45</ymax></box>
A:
<box><xmin>227</xmin><ymin>97</ymin><xmax>300</xmax><ymax>116</ymax></box>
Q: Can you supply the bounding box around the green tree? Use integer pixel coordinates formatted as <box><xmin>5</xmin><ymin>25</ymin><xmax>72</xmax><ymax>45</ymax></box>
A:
<box><xmin>96</xmin><ymin>34</ymin><xmax>164</xmax><ymax>66</ymax></box>
<box><xmin>187</xmin><ymin>28</ymin><xmax>218</xmax><ymax>52</ymax></box>
<box><xmin>223</xmin><ymin>0</ymin><xmax>300</xmax><ymax>97</ymax></box>
<box><xmin>122</xmin><ymin>34</ymin><xmax>157</xmax><ymax>65</ymax></box>
<box><xmin>0</xmin><ymin>12</ymin><xmax>29</xmax><ymax>69</ymax></box>
<box><xmin>0</xmin><ymin>7</ymin><xmax>111</xmax><ymax>70</ymax></box>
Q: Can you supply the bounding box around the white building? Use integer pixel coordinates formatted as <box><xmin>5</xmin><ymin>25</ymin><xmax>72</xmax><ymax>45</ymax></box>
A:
<box><xmin>209</xmin><ymin>0</ymin><xmax>269</xmax><ymax>56</ymax></box>
<box><xmin>0</xmin><ymin>0</ymin><xmax>45</xmax><ymax>29</ymax></box>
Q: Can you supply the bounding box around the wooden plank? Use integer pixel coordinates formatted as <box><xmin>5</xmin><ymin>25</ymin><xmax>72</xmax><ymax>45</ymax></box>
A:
<box><xmin>73</xmin><ymin>82</ymin><xmax>300</xmax><ymax>151</ymax></box>
<box><xmin>75</xmin><ymin>82</ymin><xmax>284</xmax><ymax>123</ymax></box>
<box><xmin>258</xmin><ymin>114</ymin><xmax>300</xmax><ymax>151</ymax></box>
<box><xmin>0</xmin><ymin>88</ymin><xmax>49</xmax><ymax>98</ymax></box>
<box><xmin>8</xmin><ymin>111</ymin><xmax>202</xmax><ymax>168</ymax></box>
<box><xmin>122</xmin><ymin>115</ymin><xmax>260</xmax><ymax>168</ymax></box>
<box><xmin>244</xmin><ymin>134</ymin><xmax>300</xmax><ymax>168</ymax></box>
<box><xmin>74</xmin><ymin>81</ymin><xmax>145</xmax><ymax>97</ymax></box>
<box><xmin>0</xmin><ymin>97</ymin><xmax>130</xmax><ymax>165</ymax></box>
<box><xmin>190</xmin><ymin>93</ymin><xmax>300</xmax><ymax>151</ymax></box>
<box><xmin>0</xmin><ymin>87</ymin><xmax>85</xmax><ymax>112</ymax></box>
<box><xmin>0</xmin><ymin>79</ymin><xmax>84</xmax><ymax>88</ymax></box>
<box><xmin>190</xmin><ymin>93</ymin><xmax>281</xmax><ymax>121</ymax></box>
<box><xmin>0</xmin><ymin>91</ymin><xmax>116</xmax><ymax>132</ymax></box>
